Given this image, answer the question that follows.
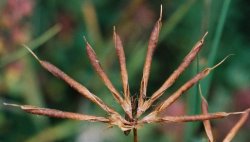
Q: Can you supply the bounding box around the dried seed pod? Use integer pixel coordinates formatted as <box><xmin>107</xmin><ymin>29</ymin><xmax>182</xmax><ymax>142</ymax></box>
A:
<box><xmin>152</xmin><ymin>32</ymin><xmax>208</xmax><ymax>101</ymax></box>
<box><xmin>7</xmin><ymin>8</ymin><xmax>249</xmax><ymax>141</ymax></box>
<box><xmin>159</xmin><ymin>112</ymin><xmax>230</xmax><ymax>123</ymax></box>
<box><xmin>146</xmin><ymin>55</ymin><xmax>233</xmax><ymax>117</ymax></box>
<box><xmin>84</xmin><ymin>39</ymin><xmax>123</xmax><ymax>103</ymax></box>
<box><xmin>138</xmin><ymin>5</ymin><xmax>162</xmax><ymax>108</ymax></box>
<box><xmin>23</xmin><ymin>45</ymin><xmax>117</xmax><ymax>115</ymax></box>
<box><xmin>84</xmin><ymin>38</ymin><xmax>132</xmax><ymax>119</ymax></box>
<box><xmin>113</xmin><ymin>27</ymin><xmax>132</xmax><ymax>111</ymax></box>
<box><xmin>137</xmin><ymin>32</ymin><xmax>208</xmax><ymax>117</ymax></box>
<box><xmin>4</xmin><ymin>103</ymin><xmax>110</xmax><ymax>122</ymax></box>
<box><xmin>199</xmin><ymin>85</ymin><xmax>214</xmax><ymax>142</ymax></box>
<box><xmin>223</xmin><ymin>109</ymin><xmax>250</xmax><ymax>142</ymax></box>
<box><xmin>141</xmin><ymin>111</ymin><xmax>245</xmax><ymax>124</ymax></box>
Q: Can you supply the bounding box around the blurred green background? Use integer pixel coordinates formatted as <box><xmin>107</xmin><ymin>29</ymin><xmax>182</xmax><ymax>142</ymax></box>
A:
<box><xmin>0</xmin><ymin>0</ymin><xmax>250</xmax><ymax>141</ymax></box>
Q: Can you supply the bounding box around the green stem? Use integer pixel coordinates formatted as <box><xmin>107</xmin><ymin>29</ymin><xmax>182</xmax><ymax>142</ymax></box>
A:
<box><xmin>201</xmin><ymin>0</ymin><xmax>232</xmax><ymax>98</ymax></box>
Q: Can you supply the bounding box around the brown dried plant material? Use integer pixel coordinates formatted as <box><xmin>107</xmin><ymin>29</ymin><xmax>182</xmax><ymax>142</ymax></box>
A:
<box><xmin>223</xmin><ymin>109</ymin><xmax>250</xmax><ymax>142</ymax></box>
<box><xmin>140</xmin><ymin>111</ymin><xmax>245</xmax><ymax>124</ymax></box>
<box><xmin>198</xmin><ymin>86</ymin><xmax>250</xmax><ymax>142</ymax></box>
<box><xmin>113</xmin><ymin>27</ymin><xmax>132</xmax><ymax>113</ymax></box>
<box><xmin>84</xmin><ymin>38</ymin><xmax>123</xmax><ymax>103</ymax></box>
<box><xmin>22</xmin><ymin>45</ymin><xmax>130</xmax><ymax>130</ymax></box>
<box><xmin>4</xmin><ymin>103</ymin><xmax>110</xmax><ymax>122</ymax></box>
<box><xmin>84</xmin><ymin>38</ymin><xmax>132</xmax><ymax>118</ymax></box>
<box><xmin>138</xmin><ymin>5</ymin><xmax>162</xmax><ymax>108</ymax></box>
<box><xmin>23</xmin><ymin>45</ymin><xmax>116</xmax><ymax>115</ymax></box>
<box><xmin>199</xmin><ymin>85</ymin><xmax>214</xmax><ymax>142</ymax></box>
<box><xmin>137</xmin><ymin>32</ymin><xmax>208</xmax><ymax>117</ymax></box>
<box><xmin>143</xmin><ymin>55</ymin><xmax>232</xmax><ymax>121</ymax></box>
<box><xmin>4</xmin><ymin>6</ymin><xmax>250</xmax><ymax>142</ymax></box>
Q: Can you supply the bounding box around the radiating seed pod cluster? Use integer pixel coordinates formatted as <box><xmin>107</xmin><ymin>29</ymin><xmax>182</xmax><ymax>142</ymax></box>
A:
<box><xmin>5</xmin><ymin>6</ymin><xmax>250</xmax><ymax>142</ymax></box>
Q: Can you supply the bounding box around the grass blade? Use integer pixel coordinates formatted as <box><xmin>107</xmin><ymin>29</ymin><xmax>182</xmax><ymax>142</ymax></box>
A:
<box><xmin>0</xmin><ymin>25</ymin><xmax>61</xmax><ymax>67</ymax></box>
<box><xmin>201</xmin><ymin>0</ymin><xmax>232</xmax><ymax>98</ymax></box>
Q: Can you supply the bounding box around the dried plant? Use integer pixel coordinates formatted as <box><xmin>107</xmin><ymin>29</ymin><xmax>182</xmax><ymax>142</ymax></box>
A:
<box><xmin>4</xmin><ymin>6</ymin><xmax>250</xmax><ymax>142</ymax></box>
<box><xmin>199</xmin><ymin>85</ymin><xmax>250</xmax><ymax>142</ymax></box>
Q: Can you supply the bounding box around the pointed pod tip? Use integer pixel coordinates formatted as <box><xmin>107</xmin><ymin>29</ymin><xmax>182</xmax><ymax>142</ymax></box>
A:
<box><xmin>230</xmin><ymin>111</ymin><xmax>246</xmax><ymax>115</ymax></box>
<box><xmin>83</xmin><ymin>36</ymin><xmax>88</xmax><ymax>44</ymax></box>
<box><xmin>198</xmin><ymin>84</ymin><xmax>209</xmax><ymax>106</ymax></box>
<box><xmin>84</xmin><ymin>39</ymin><xmax>96</xmax><ymax>56</ymax></box>
<box><xmin>198</xmin><ymin>84</ymin><xmax>203</xmax><ymax>98</ymax></box>
<box><xmin>210</xmin><ymin>54</ymin><xmax>234</xmax><ymax>70</ymax></box>
<box><xmin>159</xmin><ymin>4</ymin><xmax>163</xmax><ymax>21</ymax></box>
<box><xmin>113</xmin><ymin>26</ymin><xmax>117</xmax><ymax>39</ymax></box>
<box><xmin>204</xmin><ymin>31</ymin><xmax>208</xmax><ymax>38</ymax></box>
<box><xmin>201</xmin><ymin>32</ymin><xmax>208</xmax><ymax>42</ymax></box>
<box><xmin>23</xmin><ymin>44</ymin><xmax>40</xmax><ymax>61</ymax></box>
<box><xmin>3</xmin><ymin>103</ymin><xmax>21</xmax><ymax>108</ymax></box>
<box><xmin>83</xmin><ymin>36</ymin><xmax>93</xmax><ymax>51</ymax></box>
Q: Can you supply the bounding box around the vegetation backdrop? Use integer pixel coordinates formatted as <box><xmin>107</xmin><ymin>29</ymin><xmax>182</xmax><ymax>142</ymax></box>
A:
<box><xmin>0</xmin><ymin>0</ymin><xmax>250</xmax><ymax>141</ymax></box>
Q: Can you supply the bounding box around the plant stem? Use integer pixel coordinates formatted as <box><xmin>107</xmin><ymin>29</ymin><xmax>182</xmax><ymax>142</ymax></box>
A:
<box><xmin>201</xmin><ymin>0</ymin><xmax>232</xmax><ymax>98</ymax></box>
<box><xmin>133</xmin><ymin>128</ymin><xmax>138</xmax><ymax>142</ymax></box>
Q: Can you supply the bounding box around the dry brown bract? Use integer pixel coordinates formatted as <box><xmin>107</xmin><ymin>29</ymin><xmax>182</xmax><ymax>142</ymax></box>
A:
<box><xmin>4</xmin><ymin>6</ymin><xmax>250</xmax><ymax>142</ymax></box>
